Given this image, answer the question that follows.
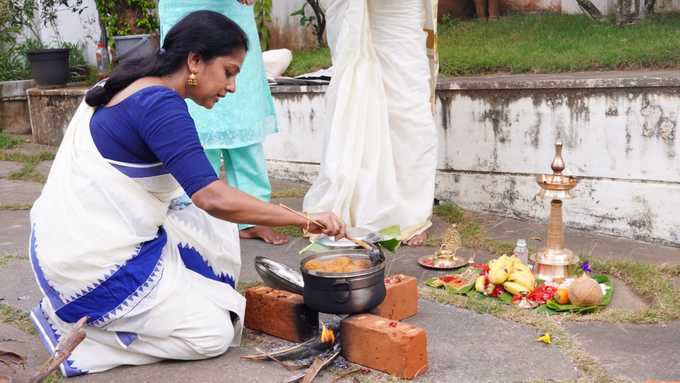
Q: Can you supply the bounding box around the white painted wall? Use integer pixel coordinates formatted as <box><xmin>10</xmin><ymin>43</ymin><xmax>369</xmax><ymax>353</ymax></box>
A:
<box><xmin>28</xmin><ymin>0</ymin><xmax>101</xmax><ymax>65</ymax></box>
<box><xmin>265</xmin><ymin>77</ymin><xmax>680</xmax><ymax>246</ymax></box>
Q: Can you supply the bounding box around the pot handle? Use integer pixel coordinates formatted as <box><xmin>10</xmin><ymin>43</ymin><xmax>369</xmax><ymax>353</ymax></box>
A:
<box><xmin>332</xmin><ymin>279</ymin><xmax>351</xmax><ymax>304</ymax></box>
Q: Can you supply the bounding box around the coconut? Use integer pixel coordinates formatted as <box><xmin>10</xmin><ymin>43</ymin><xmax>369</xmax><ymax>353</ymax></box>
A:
<box><xmin>568</xmin><ymin>274</ymin><xmax>602</xmax><ymax>307</ymax></box>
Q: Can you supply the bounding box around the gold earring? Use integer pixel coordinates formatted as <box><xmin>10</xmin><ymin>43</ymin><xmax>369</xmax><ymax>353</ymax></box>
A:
<box><xmin>188</xmin><ymin>72</ymin><xmax>198</xmax><ymax>86</ymax></box>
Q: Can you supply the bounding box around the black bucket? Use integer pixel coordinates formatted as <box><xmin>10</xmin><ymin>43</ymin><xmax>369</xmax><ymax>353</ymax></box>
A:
<box><xmin>26</xmin><ymin>49</ymin><xmax>70</xmax><ymax>87</ymax></box>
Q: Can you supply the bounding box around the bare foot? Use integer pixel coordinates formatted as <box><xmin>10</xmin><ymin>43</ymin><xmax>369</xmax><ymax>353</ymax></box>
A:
<box><xmin>403</xmin><ymin>232</ymin><xmax>427</xmax><ymax>247</ymax></box>
<box><xmin>239</xmin><ymin>226</ymin><xmax>289</xmax><ymax>245</ymax></box>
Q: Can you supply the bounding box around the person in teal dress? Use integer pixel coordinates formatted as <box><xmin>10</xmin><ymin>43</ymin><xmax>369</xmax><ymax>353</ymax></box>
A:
<box><xmin>159</xmin><ymin>0</ymin><xmax>287</xmax><ymax>245</ymax></box>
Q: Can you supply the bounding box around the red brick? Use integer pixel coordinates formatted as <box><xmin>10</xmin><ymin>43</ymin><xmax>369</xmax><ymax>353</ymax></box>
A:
<box><xmin>341</xmin><ymin>314</ymin><xmax>427</xmax><ymax>379</ymax></box>
<box><xmin>371</xmin><ymin>274</ymin><xmax>418</xmax><ymax>320</ymax></box>
<box><xmin>244</xmin><ymin>286</ymin><xmax>318</xmax><ymax>342</ymax></box>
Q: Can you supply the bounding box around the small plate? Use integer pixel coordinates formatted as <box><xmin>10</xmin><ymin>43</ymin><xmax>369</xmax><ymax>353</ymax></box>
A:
<box><xmin>417</xmin><ymin>254</ymin><xmax>469</xmax><ymax>270</ymax></box>
<box><xmin>316</xmin><ymin>227</ymin><xmax>379</xmax><ymax>248</ymax></box>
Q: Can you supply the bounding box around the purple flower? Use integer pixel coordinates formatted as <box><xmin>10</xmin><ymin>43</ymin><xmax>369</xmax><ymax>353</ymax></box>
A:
<box><xmin>581</xmin><ymin>261</ymin><xmax>592</xmax><ymax>273</ymax></box>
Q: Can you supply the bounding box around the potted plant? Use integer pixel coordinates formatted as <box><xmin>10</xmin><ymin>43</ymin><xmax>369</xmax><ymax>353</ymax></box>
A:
<box><xmin>12</xmin><ymin>0</ymin><xmax>87</xmax><ymax>87</ymax></box>
<box><xmin>95</xmin><ymin>0</ymin><xmax>159</xmax><ymax>63</ymax></box>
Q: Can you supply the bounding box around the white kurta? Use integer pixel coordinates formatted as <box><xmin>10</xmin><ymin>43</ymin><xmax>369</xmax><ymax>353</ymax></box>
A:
<box><xmin>303</xmin><ymin>0</ymin><xmax>439</xmax><ymax>240</ymax></box>
<box><xmin>29</xmin><ymin>101</ymin><xmax>245</xmax><ymax>376</ymax></box>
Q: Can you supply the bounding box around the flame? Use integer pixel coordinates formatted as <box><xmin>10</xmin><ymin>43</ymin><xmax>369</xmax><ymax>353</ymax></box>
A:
<box><xmin>320</xmin><ymin>323</ymin><xmax>336</xmax><ymax>344</ymax></box>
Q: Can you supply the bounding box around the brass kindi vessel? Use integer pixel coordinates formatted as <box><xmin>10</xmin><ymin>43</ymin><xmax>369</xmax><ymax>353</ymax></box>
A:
<box><xmin>531</xmin><ymin>142</ymin><xmax>580</xmax><ymax>283</ymax></box>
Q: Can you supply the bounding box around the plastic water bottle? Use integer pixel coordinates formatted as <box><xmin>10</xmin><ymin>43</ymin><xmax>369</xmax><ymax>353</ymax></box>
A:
<box><xmin>95</xmin><ymin>40</ymin><xmax>109</xmax><ymax>74</ymax></box>
<box><xmin>514</xmin><ymin>239</ymin><xmax>529</xmax><ymax>265</ymax></box>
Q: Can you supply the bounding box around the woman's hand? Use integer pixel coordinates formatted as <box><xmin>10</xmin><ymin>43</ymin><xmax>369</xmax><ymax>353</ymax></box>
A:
<box><xmin>305</xmin><ymin>212</ymin><xmax>347</xmax><ymax>240</ymax></box>
<box><xmin>238</xmin><ymin>0</ymin><xmax>255</xmax><ymax>5</ymax></box>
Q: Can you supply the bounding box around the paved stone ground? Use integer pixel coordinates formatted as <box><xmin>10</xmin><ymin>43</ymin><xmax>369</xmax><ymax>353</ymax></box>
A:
<box><xmin>1</xmin><ymin>142</ymin><xmax>679</xmax><ymax>383</ymax></box>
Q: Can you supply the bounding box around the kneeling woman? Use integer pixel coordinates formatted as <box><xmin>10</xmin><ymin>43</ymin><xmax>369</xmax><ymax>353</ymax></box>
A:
<box><xmin>28</xmin><ymin>11</ymin><xmax>345</xmax><ymax>376</ymax></box>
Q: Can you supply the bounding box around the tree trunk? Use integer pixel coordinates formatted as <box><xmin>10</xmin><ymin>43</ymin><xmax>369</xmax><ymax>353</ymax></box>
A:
<box><xmin>488</xmin><ymin>0</ymin><xmax>500</xmax><ymax>19</ymax></box>
<box><xmin>473</xmin><ymin>0</ymin><xmax>487</xmax><ymax>19</ymax></box>
<box><xmin>617</xmin><ymin>0</ymin><xmax>644</xmax><ymax>24</ymax></box>
<box><xmin>575</xmin><ymin>0</ymin><xmax>604</xmax><ymax>20</ymax></box>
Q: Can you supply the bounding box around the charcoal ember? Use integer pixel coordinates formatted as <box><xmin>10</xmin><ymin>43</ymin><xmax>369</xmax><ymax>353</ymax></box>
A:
<box><xmin>330</xmin><ymin>355</ymin><xmax>350</xmax><ymax>369</ymax></box>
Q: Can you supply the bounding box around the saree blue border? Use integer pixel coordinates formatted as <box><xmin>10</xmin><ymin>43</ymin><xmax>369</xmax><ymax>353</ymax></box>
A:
<box><xmin>115</xmin><ymin>331</ymin><xmax>139</xmax><ymax>348</ymax></box>
<box><xmin>30</xmin><ymin>226</ymin><xmax>167</xmax><ymax>324</ymax></box>
<box><xmin>178</xmin><ymin>244</ymin><xmax>235</xmax><ymax>288</ymax></box>
<box><xmin>30</xmin><ymin>305</ymin><xmax>87</xmax><ymax>377</ymax></box>
<box><xmin>109</xmin><ymin>162</ymin><xmax>169</xmax><ymax>178</ymax></box>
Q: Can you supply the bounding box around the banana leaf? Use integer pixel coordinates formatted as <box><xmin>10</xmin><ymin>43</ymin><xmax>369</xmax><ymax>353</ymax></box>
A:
<box><xmin>299</xmin><ymin>226</ymin><xmax>402</xmax><ymax>255</ymax></box>
<box><xmin>464</xmin><ymin>290</ymin><xmax>514</xmax><ymax>304</ymax></box>
<box><xmin>540</xmin><ymin>275</ymin><xmax>614</xmax><ymax>314</ymax></box>
<box><xmin>424</xmin><ymin>276</ymin><xmax>476</xmax><ymax>294</ymax></box>
<box><xmin>424</xmin><ymin>268</ymin><xmax>480</xmax><ymax>295</ymax></box>
<box><xmin>377</xmin><ymin>225</ymin><xmax>401</xmax><ymax>252</ymax></box>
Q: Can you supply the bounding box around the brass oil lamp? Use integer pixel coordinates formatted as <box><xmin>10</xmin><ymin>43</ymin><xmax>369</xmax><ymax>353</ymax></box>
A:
<box><xmin>531</xmin><ymin>142</ymin><xmax>579</xmax><ymax>283</ymax></box>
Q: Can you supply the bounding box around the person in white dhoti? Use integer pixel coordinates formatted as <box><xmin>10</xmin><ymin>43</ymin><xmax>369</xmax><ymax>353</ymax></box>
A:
<box><xmin>303</xmin><ymin>0</ymin><xmax>440</xmax><ymax>246</ymax></box>
<box><xmin>28</xmin><ymin>11</ymin><xmax>345</xmax><ymax>377</ymax></box>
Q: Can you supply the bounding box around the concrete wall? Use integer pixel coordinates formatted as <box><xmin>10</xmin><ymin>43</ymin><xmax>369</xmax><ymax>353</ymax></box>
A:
<box><xmin>17</xmin><ymin>72</ymin><xmax>680</xmax><ymax>245</ymax></box>
<box><xmin>266</xmin><ymin>72</ymin><xmax>680</xmax><ymax>246</ymax></box>
<box><xmin>26</xmin><ymin>87</ymin><xmax>88</xmax><ymax>146</ymax></box>
<box><xmin>0</xmin><ymin>80</ymin><xmax>34</xmax><ymax>134</ymax></box>
<box><xmin>269</xmin><ymin>0</ymin><xmax>318</xmax><ymax>50</ymax></box>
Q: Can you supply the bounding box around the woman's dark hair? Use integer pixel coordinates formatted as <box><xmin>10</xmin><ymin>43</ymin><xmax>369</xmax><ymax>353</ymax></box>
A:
<box><xmin>85</xmin><ymin>10</ymin><xmax>248</xmax><ymax>107</ymax></box>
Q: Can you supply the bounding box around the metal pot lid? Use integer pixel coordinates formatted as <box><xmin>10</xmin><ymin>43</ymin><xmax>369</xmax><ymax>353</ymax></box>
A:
<box><xmin>254</xmin><ymin>256</ymin><xmax>304</xmax><ymax>295</ymax></box>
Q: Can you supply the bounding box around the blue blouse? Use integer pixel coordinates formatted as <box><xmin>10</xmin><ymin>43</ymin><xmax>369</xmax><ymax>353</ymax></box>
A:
<box><xmin>90</xmin><ymin>86</ymin><xmax>218</xmax><ymax>196</ymax></box>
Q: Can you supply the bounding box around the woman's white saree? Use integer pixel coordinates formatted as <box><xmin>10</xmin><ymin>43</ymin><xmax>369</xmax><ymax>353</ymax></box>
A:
<box><xmin>303</xmin><ymin>0</ymin><xmax>439</xmax><ymax>240</ymax></box>
<box><xmin>29</xmin><ymin>100</ymin><xmax>245</xmax><ymax>376</ymax></box>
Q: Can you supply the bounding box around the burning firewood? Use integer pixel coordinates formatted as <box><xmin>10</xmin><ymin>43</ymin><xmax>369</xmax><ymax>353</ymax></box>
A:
<box><xmin>243</xmin><ymin>319</ymin><xmax>342</xmax><ymax>382</ymax></box>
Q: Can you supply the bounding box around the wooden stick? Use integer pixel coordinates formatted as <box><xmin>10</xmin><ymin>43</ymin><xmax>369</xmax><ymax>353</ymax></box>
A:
<box><xmin>279</xmin><ymin>203</ymin><xmax>326</xmax><ymax>229</ymax></box>
<box><xmin>278</xmin><ymin>204</ymin><xmax>371</xmax><ymax>250</ymax></box>
<box><xmin>29</xmin><ymin>317</ymin><xmax>87</xmax><ymax>383</ymax></box>
<box><xmin>241</xmin><ymin>338</ymin><xmax>315</xmax><ymax>360</ymax></box>
<box><xmin>301</xmin><ymin>350</ymin><xmax>340</xmax><ymax>383</ymax></box>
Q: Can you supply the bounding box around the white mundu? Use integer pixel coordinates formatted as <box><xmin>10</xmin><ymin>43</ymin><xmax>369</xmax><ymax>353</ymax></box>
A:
<box><xmin>303</xmin><ymin>0</ymin><xmax>439</xmax><ymax>240</ymax></box>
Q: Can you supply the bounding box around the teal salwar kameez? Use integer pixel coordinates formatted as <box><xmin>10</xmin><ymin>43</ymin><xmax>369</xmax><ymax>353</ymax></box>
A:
<box><xmin>159</xmin><ymin>0</ymin><xmax>277</xmax><ymax>229</ymax></box>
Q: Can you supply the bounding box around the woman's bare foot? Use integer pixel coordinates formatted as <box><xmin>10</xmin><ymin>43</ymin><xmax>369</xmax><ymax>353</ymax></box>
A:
<box><xmin>403</xmin><ymin>232</ymin><xmax>427</xmax><ymax>246</ymax></box>
<box><xmin>239</xmin><ymin>225</ymin><xmax>289</xmax><ymax>245</ymax></box>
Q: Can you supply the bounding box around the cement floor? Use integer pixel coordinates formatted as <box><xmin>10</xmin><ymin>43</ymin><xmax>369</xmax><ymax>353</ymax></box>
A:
<box><xmin>1</xmin><ymin>156</ymin><xmax>679</xmax><ymax>383</ymax></box>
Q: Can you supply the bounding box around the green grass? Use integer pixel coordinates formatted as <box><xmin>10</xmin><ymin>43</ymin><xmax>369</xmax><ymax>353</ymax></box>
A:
<box><xmin>284</xmin><ymin>47</ymin><xmax>331</xmax><ymax>77</ymax></box>
<box><xmin>0</xmin><ymin>303</ymin><xmax>35</xmax><ymax>335</ymax></box>
<box><xmin>580</xmin><ymin>258</ymin><xmax>680</xmax><ymax>323</ymax></box>
<box><xmin>0</xmin><ymin>150</ymin><xmax>55</xmax><ymax>183</ymax></box>
<box><xmin>0</xmin><ymin>132</ymin><xmax>20</xmax><ymax>150</ymax></box>
<box><xmin>286</xmin><ymin>14</ymin><xmax>680</xmax><ymax>76</ymax></box>
<box><xmin>270</xmin><ymin>187</ymin><xmax>307</xmax><ymax>199</ymax></box>
<box><xmin>433</xmin><ymin>202</ymin><xmax>465</xmax><ymax>224</ymax></box>
<box><xmin>273</xmin><ymin>225</ymin><xmax>303</xmax><ymax>237</ymax></box>
<box><xmin>439</xmin><ymin>13</ymin><xmax>680</xmax><ymax>75</ymax></box>
<box><xmin>0</xmin><ymin>203</ymin><xmax>32</xmax><ymax>211</ymax></box>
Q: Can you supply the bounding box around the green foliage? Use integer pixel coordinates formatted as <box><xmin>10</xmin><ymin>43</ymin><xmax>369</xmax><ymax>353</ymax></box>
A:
<box><xmin>0</xmin><ymin>132</ymin><xmax>20</xmax><ymax>149</ymax></box>
<box><xmin>284</xmin><ymin>47</ymin><xmax>331</xmax><ymax>77</ymax></box>
<box><xmin>0</xmin><ymin>48</ymin><xmax>32</xmax><ymax>81</ymax></box>
<box><xmin>60</xmin><ymin>41</ymin><xmax>87</xmax><ymax>67</ymax></box>
<box><xmin>95</xmin><ymin>0</ymin><xmax>159</xmax><ymax>42</ymax></box>
<box><xmin>254</xmin><ymin>0</ymin><xmax>272</xmax><ymax>51</ymax></box>
<box><xmin>290</xmin><ymin>1</ymin><xmax>326</xmax><ymax>46</ymax></box>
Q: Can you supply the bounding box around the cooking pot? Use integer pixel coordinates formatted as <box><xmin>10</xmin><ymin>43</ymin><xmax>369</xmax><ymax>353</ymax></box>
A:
<box><xmin>300</xmin><ymin>249</ymin><xmax>386</xmax><ymax>314</ymax></box>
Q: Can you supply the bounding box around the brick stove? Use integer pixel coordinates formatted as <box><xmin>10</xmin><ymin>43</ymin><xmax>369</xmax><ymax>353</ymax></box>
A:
<box><xmin>243</xmin><ymin>274</ymin><xmax>428</xmax><ymax>380</ymax></box>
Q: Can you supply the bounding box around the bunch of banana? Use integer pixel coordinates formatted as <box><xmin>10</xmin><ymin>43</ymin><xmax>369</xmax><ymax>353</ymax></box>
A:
<box><xmin>474</xmin><ymin>254</ymin><xmax>536</xmax><ymax>296</ymax></box>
